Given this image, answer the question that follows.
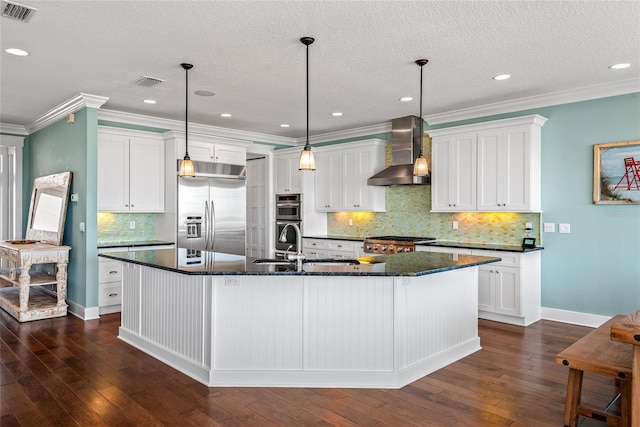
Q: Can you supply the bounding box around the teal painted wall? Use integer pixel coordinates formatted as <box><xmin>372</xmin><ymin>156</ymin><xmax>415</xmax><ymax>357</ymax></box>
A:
<box><xmin>423</xmin><ymin>93</ymin><xmax>640</xmax><ymax>316</ymax></box>
<box><xmin>27</xmin><ymin>108</ymin><xmax>99</xmax><ymax>308</ymax></box>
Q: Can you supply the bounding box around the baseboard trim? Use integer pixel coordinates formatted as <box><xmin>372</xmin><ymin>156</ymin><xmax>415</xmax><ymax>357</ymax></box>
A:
<box><xmin>541</xmin><ymin>307</ymin><xmax>611</xmax><ymax>328</ymax></box>
<box><xmin>66</xmin><ymin>300</ymin><xmax>100</xmax><ymax>320</ymax></box>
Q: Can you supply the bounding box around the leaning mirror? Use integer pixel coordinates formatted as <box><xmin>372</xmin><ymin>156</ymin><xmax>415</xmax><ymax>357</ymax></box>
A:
<box><xmin>24</xmin><ymin>171</ymin><xmax>72</xmax><ymax>245</ymax></box>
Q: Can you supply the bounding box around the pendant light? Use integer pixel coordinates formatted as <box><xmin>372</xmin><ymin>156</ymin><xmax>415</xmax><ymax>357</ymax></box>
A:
<box><xmin>413</xmin><ymin>59</ymin><xmax>429</xmax><ymax>177</ymax></box>
<box><xmin>299</xmin><ymin>36</ymin><xmax>316</xmax><ymax>171</ymax></box>
<box><xmin>179</xmin><ymin>63</ymin><xmax>195</xmax><ymax>177</ymax></box>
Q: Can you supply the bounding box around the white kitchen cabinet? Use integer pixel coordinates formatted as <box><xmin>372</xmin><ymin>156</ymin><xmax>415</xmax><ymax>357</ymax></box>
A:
<box><xmin>431</xmin><ymin>133</ymin><xmax>477</xmax><ymax>212</ymax></box>
<box><xmin>429</xmin><ymin>115</ymin><xmax>546</xmax><ymax>213</ymax></box>
<box><xmin>472</xmin><ymin>249</ymin><xmax>540</xmax><ymax>326</ymax></box>
<box><xmin>98</xmin><ymin>127</ymin><xmax>165</xmax><ymax>212</ymax></box>
<box><xmin>303</xmin><ymin>238</ymin><xmax>359</xmax><ymax>260</ymax></box>
<box><xmin>178</xmin><ymin>138</ymin><xmax>246</xmax><ymax>165</ymax></box>
<box><xmin>477</xmin><ymin>125</ymin><xmax>536</xmax><ymax>211</ymax></box>
<box><xmin>314</xmin><ymin>151</ymin><xmax>343</xmax><ymax>210</ymax></box>
<box><xmin>302</xmin><ymin>238</ymin><xmax>328</xmax><ymax>259</ymax></box>
<box><xmin>274</xmin><ymin>151</ymin><xmax>302</xmax><ymax>194</ymax></box>
<box><xmin>420</xmin><ymin>245</ymin><xmax>541</xmax><ymax>326</ymax></box>
<box><xmin>98</xmin><ymin>256</ymin><xmax>123</xmax><ymax>315</ymax></box>
<box><xmin>313</xmin><ymin>139</ymin><xmax>386</xmax><ymax>212</ymax></box>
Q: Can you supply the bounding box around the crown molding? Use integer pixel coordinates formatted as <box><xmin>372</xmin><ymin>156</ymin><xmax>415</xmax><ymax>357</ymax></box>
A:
<box><xmin>425</xmin><ymin>78</ymin><xmax>640</xmax><ymax>125</ymax></box>
<box><xmin>0</xmin><ymin>123</ymin><xmax>28</xmax><ymax>136</ymax></box>
<box><xmin>427</xmin><ymin>114</ymin><xmax>547</xmax><ymax>137</ymax></box>
<box><xmin>303</xmin><ymin>122</ymin><xmax>391</xmax><ymax>145</ymax></box>
<box><xmin>26</xmin><ymin>93</ymin><xmax>109</xmax><ymax>134</ymax></box>
<box><xmin>98</xmin><ymin>109</ymin><xmax>297</xmax><ymax>146</ymax></box>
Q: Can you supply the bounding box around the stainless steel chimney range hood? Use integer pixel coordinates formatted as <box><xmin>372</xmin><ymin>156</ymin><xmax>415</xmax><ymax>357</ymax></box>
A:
<box><xmin>367</xmin><ymin>116</ymin><xmax>430</xmax><ymax>186</ymax></box>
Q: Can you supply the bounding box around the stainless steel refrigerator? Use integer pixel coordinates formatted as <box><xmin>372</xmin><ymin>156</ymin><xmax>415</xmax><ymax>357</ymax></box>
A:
<box><xmin>177</xmin><ymin>161</ymin><xmax>246</xmax><ymax>256</ymax></box>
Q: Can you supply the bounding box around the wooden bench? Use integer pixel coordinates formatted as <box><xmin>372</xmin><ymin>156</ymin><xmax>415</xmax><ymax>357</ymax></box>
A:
<box><xmin>611</xmin><ymin>310</ymin><xmax>640</xmax><ymax>427</ymax></box>
<box><xmin>556</xmin><ymin>314</ymin><xmax>633</xmax><ymax>427</ymax></box>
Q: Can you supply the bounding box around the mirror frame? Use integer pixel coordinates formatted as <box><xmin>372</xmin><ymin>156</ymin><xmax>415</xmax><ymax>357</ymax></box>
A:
<box><xmin>25</xmin><ymin>171</ymin><xmax>72</xmax><ymax>245</ymax></box>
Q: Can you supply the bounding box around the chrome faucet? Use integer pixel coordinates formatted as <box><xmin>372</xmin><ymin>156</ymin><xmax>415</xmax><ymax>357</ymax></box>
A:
<box><xmin>279</xmin><ymin>222</ymin><xmax>305</xmax><ymax>270</ymax></box>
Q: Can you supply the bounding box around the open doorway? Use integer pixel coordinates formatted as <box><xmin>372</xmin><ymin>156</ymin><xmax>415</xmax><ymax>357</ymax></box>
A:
<box><xmin>0</xmin><ymin>135</ymin><xmax>24</xmax><ymax>249</ymax></box>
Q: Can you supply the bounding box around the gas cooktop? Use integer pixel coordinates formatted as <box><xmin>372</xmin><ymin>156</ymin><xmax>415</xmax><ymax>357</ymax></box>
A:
<box><xmin>365</xmin><ymin>236</ymin><xmax>436</xmax><ymax>243</ymax></box>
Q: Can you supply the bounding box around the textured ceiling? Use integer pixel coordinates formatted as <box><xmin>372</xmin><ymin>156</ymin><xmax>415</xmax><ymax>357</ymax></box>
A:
<box><xmin>1</xmin><ymin>1</ymin><xmax>639</xmax><ymax>140</ymax></box>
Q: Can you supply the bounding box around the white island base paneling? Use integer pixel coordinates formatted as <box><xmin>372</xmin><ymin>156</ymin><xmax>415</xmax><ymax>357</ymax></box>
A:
<box><xmin>118</xmin><ymin>264</ymin><xmax>480</xmax><ymax>388</ymax></box>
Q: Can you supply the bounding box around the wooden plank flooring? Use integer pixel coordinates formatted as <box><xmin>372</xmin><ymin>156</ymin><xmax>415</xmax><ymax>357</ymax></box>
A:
<box><xmin>0</xmin><ymin>308</ymin><xmax>620</xmax><ymax>426</ymax></box>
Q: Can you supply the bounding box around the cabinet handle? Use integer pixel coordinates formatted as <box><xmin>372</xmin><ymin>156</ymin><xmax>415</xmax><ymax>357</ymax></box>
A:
<box><xmin>109</xmin><ymin>270</ymin><xmax>118</xmax><ymax>274</ymax></box>
<box><xmin>312</xmin><ymin>243</ymin><xmax>317</xmax><ymax>246</ymax></box>
<box><xmin>125</xmin><ymin>204</ymin><xmax>129</xmax><ymax>207</ymax></box>
<box><xmin>337</xmin><ymin>245</ymin><xmax>342</xmax><ymax>248</ymax></box>
<box><xmin>131</xmin><ymin>204</ymin><xmax>135</xmax><ymax>207</ymax></box>
<box><xmin>108</xmin><ymin>293</ymin><xmax>119</xmax><ymax>297</ymax></box>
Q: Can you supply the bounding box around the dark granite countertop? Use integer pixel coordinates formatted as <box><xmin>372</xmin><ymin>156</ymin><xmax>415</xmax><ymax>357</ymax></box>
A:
<box><xmin>417</xmin><ymin>241</ymin><xmax>544</xmax><ymax>253</ymax></box>
<box><xmin>97</xmin><ymin>240</ymin><xmax>174</xmax><ymax>249</ymax></box>
<box><xmin>99</xmin><ymin>248</ymin><xmax>501</xmax><ymax>277</ymax></box>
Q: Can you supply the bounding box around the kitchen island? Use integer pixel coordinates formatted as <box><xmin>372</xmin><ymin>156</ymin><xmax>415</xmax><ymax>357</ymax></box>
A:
<box><xmin>100</xmin><ymin>248</ymin><xmax>500</xmax><ymax>388</ymax></box>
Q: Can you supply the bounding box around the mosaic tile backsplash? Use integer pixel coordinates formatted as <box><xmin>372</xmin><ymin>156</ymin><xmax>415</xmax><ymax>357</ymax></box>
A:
<box><xmin>97</xmin><ymin>213</ymin><xmax>157</xmax><ymax>244</ymax></box>
<box><xmin>328</xmin><ymin>139</ymin><xmax>541</xmax><ymax>245</ymax></box>
<box><xmin>328</xmin><ymin>186</ymin><xmax>540</xmax><ymax>245</ymax></box>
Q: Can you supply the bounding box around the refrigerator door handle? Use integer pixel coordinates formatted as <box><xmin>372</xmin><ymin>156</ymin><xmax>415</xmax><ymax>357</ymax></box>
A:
<box><xmin>204</xmin><ymin>201</ymin><xmax>210</xmax><ymax>250</ymax></box>
<box><xmin>210</xmin><ymin>201</ymin><xmax>216</xmax><ymax>251</ymax></box>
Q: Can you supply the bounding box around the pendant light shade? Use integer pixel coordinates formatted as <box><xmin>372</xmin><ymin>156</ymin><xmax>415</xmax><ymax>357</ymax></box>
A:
<box><xmin>179</xmin><ymin>63</ymin><xmax>195</xmax><ymax>177</ymax></box>
<box><xmin>299</xmin><ymin>36</ymin><xmax>316</xmax><ymax>171</ymax></box>
<box><xmin>413</xmin><ymin>59</ymin><xmax>429</xmax><ymax>177</ymax></box>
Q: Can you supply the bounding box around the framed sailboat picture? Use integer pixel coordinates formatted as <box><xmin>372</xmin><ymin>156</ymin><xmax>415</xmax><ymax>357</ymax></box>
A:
<box><xmin>593</xmin><ymin>140</ymin><xmax>640</xmax><ymax>204</ymax></box>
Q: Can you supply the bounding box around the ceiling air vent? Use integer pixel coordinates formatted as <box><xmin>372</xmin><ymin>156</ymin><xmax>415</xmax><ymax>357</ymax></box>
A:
<box><xmin>131</xmin><ymin>76</ymin><xmax>165</xmax><ymax>88</ymax></box>
<box><xmin>2</xmin><ymin>0</ymin><xmax>36</xmax><ymax>22</ymax></box>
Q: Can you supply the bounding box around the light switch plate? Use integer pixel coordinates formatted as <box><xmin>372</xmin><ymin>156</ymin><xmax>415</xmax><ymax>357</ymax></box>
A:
<box><xmin>559</xmin><ymin>223</ymin><xmax>571</xmax><ymax>233</ymax></box>
<box><xmin>543</xmin><ymin>223</ymin><xmax>555</xmax><ymax>233</ymax></box>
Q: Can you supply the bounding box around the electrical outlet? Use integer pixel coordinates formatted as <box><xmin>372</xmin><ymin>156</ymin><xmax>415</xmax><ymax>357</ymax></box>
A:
<box><xmin>544</xmin><ymin>223</ymin><xmax>555</xmax><ymax>233</ymax></box>
<box><xmin>452</xmin><ymin>221</ymin><xmax>459</xmax><ymax>230</ymax></box>
<box><xmin>559</xmin><ymin>223</ymin><xmax>571</xmax><ymax>234</ymax></box>
<box><xmin>225</xmin><ymin>277</ymin><xmax>240</xmax><ymax>286</ymax></box>
<box><xmin>525</xmin><ymin>222</ymin><xmax>533</xmax><ymax>231</ymax></box>
<box><xmin>129</xmin><ymin>221</ymin><xmax>136</xmax><ymax>229</ymax></box>
<box><xmin>348</xmin><ymin>219</ymin><xmax>353</xmax><ymax>226</ymax></box>
<box><xmin>79</xmin><ymin>222</ymin><xmax>85</xmax><ymax>232</ymax></box>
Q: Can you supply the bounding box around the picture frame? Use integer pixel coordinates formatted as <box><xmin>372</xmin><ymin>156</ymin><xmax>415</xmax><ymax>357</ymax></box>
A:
<box><xmin>593</xmin><ymin>140</ymin><xmax>640</xmax><ymax>204</ymax></box>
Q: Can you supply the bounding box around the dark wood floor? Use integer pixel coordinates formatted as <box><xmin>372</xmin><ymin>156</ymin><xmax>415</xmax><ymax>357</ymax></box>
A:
<box><xmin>1</xmin><ymin>309</ymin><xmax>620</xmax><ymax>426</ymax></box>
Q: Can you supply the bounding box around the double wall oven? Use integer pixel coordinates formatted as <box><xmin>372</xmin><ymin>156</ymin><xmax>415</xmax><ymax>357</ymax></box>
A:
<box><xmin>275</xmin><ymin>194</ymin><xmax>302</xmax><ymax>259</ymax></box>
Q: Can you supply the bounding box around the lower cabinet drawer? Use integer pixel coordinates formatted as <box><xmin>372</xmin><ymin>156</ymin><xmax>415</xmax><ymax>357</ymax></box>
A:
<box><xmin>99</xmin><ymin>283</ymin><xmax>122</xmax><ymax>306</ymax></box>
<box><xmin>99</xmin><ymin>260</ymin><xmax>122</xmax><ymax>282</ymax></box>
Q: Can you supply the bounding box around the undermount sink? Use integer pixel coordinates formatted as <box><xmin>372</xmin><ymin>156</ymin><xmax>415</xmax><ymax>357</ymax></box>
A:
<box><xmin>252</xmin><ymin>259</ymin><xmax>294</xmax><ymax>266</ymax></box>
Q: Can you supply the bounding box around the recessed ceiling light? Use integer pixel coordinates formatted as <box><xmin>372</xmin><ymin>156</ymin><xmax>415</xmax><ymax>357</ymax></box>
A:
<box><xmin>195</xmin><ymin>90</ymin><xmax>215</xmax><ymax>96</ymax></box>
<box><xmin>5</xmin><ymin>48</ymin><xmax>29</xmax><ymax>57</ymax></box>
<box><xmin>220</xmin><ymin>113</ymin><xmax>232</xmax><ymax>117</ymax></box>
<box><xmin>400</xmin><ymin>97</ymin><xmax>413</xmax><ymax>102</ymax></box>
<box><xmin>143</xmin><ymin>99</ymin><xmax>156</xmax><ymax>104</ymax></box>
<box><xmin>493</xmin><ymin>74</ymin><xmax>511</xmax><ymax>81</ymax></box>
<box><xmin>331</xmin><ymin>112</ymin><xmax>343</xmax><ymax>117</ymax></box>
<box><xmin>280</xmin><ymin>124</ymin><xmax>290</xmax><ymax>128</ymax></box>
<box><xmin>609</xmin><ymin>63</ymin><xmax>631</xmax><ymax>70</ymax></box>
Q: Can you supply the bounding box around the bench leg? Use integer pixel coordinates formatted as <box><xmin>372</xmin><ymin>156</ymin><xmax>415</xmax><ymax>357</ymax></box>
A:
<box><xmin>564</xmin><ymin>368</ymin><xmax>583</xmax><ymax>427</ymax></box>
<box><xmin>619</xmin><ymin>379</ymin><xmax>631</xmax><ymax>427</ymax></box>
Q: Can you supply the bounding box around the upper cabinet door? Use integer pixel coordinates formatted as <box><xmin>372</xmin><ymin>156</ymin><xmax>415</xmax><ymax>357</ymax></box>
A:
<box><xmin>430</xmin><ymin>114</ymin><xmax>546</xmax><ymax>213</ymax></box>
<box><xmin>274</xmin><ymin>153</ymin><xmax>301</xmax><ymax>194</ymax></box>
<box><xmin>314</xmin><ymin>151</ymin><xmax>343</xmax><ymax>211</ymax></box>
<box><xmin>98</xmin><ymin>128</ymin><xmax>165</xmax><ymax>213</ymax></box>
<box><xmin>129</xmin><ymin>136</ymin><xmax>165</xmax><ymax>212</ymax></box>
<box><xmin>98</xmin><ymin>133</ymin><xmax>129</xmax><ymax>212</ymax></box>
<box><xmin>431</xmin><ymin>133</ymin><xmax>476</xmax><ymax>212</ymax></box>
<box><xmin>477</xmin><ymin>125</ymin><xmax>531</xmax><ymax>211</ymax></box>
